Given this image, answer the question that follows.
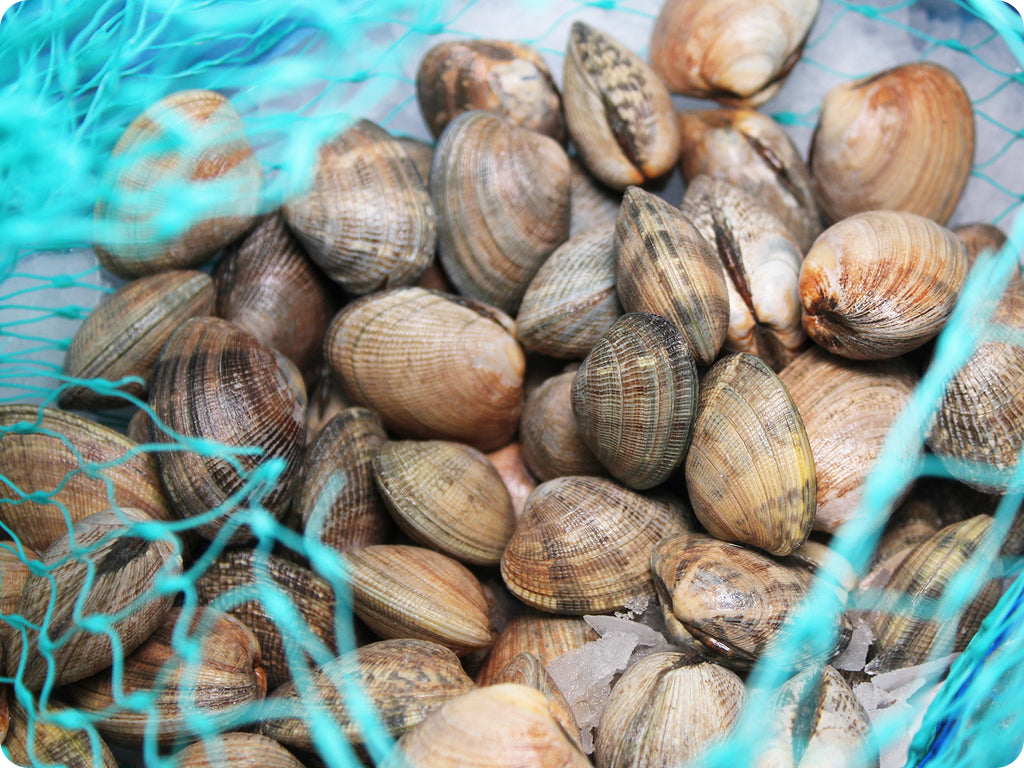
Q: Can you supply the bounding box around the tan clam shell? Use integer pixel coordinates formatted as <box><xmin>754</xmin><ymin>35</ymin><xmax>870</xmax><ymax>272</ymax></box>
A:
<box><xmin>294</xmin><ymin>407</ymin><xmax>391</xmax><ymax>553</ymax></box>
<box><xmin>261</xmin><ymin>638</ymin><xmax>475</xmax><ymax>750</ymax></box>
<box><xmin>476</xmin><ymin>610</ymin><xmax>598</xmax><ymax>684</ymax></box>
<box><xmin>500</xmin><ymin>475</ymin><xmax>689</xmax><ymax>614</ymax></box>
<box><xmin>515</xmin><ymin>226</ymin><xmax>622</xmax><ymax>359</ymax></box>
<box><xmin>431</xmin><ymin>110</ymin><xmax>570</xmax><ymax>313</ymax></box>
<box><xmin>283</xmin><ymin>119</ymin><xmax>436</xmax><ymax>294</ymax></box>
<box><xmin>563</xmin><ymin>21</ymin><xmax>680</xmax><ymax>190</ymax></box>
<box><xmin>595</xmin><ymin>653</ymin><xmax>746</xmax><ymax>768</ymax></box>
<box><xmin>485</xmin><ymin>442</ymin><xmax>537</xmax><ymax>519</ymax></box>
<box><xmin>686</xmin><ymin>353</ymin><xmax>815</xmax><ymax>556</ymax></box>
<box><xmin>809</xmin><ymin>62</ymin><xmax>974</xmax><ymax>225</ymax></box>
<box><xmin>954</xmin><ymin>222</ymin><xmax>1009</xmax><ymax>271</ymax></box>
<box><xmin>0</xmin><ymin>545</ymin><xmax>37</xmax><ymax>640</ymax></box>
<box><xmin>677</xmin><ymin>109</ymin><xmax>822</xmax><ymax>252</ymax></box>
<box><xmin>372</xmin><ymin>439</ymin><xmax>516</xmax><ymax>566</ymax></box>
<box><xmin>393</xmin><ymin>135</ymin><xmax>435</xmax><ymax>188</ymax></box>
<box><xmin>341</xmin><ymin>544</ymin><xmax>492</xmax><ymax>655</ymax></box>
<box><xmin>569</xmin><ymin>158</ymin><xmax>621</xmax><ymax>238</ymax></box>
<box><xmin>148</xmin><ymin>317</ymin><xmax>306</xmax><ymax>541</ymax></box>
<box><xmin>5</xmin><ymin>697</ymin><xmax>118</xmax><ymax>768</ymax></box>
<box><xmin>60</xmin><ymin>270</ymin><xmax>214</xmax><ymax>409</ymax></box>
<box><xmin>681</xmin><ymin>175</ymin><xmax>805</xmax><ymax>370</ymax></box>
<box><xmin>416</xmin><ymin>39</ymin><xmax>564</xmax><ymax>142</ymax></box>
<box><xmin>173</xmin><ymin>732</ymin><xmax>307</xmax><ymax>768</ymax></box>
<box><xmin>571</xmin><ymin>312</ymin><xmax>697</xmax><ymax>489</ymax></box>
<box><xmin>487</xmin><ymin>652</ymin><xmax>582</xmax><ymax>751</ymax></box>
<box><xmin>650</xmin><ymin>0</ymin><xmax>819</xmax><ymax>106</ymax></box>
<box><xmin>800</xmin><ymin>211</ymin><xmax>967</xmax><ymax>360</ymax></box>
<box><xmin>614</xmin><ymin>186</ymin><xmax>729</xmax><ymax>366</ymax></box>
<box><xmin>520</xmin><ymin>370</ymin><xmax>603</xmax><ymax>483</ymax></box>
<box><xmin>0</xmin><ymin>404</ymin><xmax>175</xmax><ymax>553</ymax></box>
<box><xmin>323</xmin><ymin>287</ymin><xmax>525</xmax><ymax>452</ymax></box>
<box><xmin>779</xmin><ymin>347</ymin><xmax>917</xmax><ymax>533</ymax></box>
<box><xmin>93</xmin><ymin>89</ymin><xmax>262</xmax><ymax>277</ymax></box>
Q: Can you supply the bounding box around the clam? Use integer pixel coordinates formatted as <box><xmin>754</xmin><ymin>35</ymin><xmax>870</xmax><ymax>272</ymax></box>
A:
<box><xmin>569</xmin><ymin>158</ymin><xmax>622</xmax><ymax>238</ymax></box>
<box><xmin>649</xmin><ymin>0</ymin><xmax>819</xmax><ymax>106</ymax></box>
<box><xmin>431</xmin><ymin>110</ymin><xmax>570</xmax><ymax>313</ymax></box>
<box><xmin>323</xmin><ymin>287</ymin><xmax>525</xmax><ymax>452</ymax></box>
<box><xmin>393</xmin><ymin>135</ymin><xmax>435</xmax><ymax>187</ymax></box>
<box><xmin>416</xmin><ymin>39</ymin><xmax>564</xmax><ymax>142</ymax></box>
<box><xmin>614</xmin><ymin>186</ymin><xmax>729</xmax><ymax>366</ymax></box>
<box><xmin>680</xmin><ymin>175</ymin><xmax>805</xmax><ymax>370</ymax></box>
<box><xmin>686</xmin><ymin>353</ymin><xmax>815</xmax><ymax>557</ymax></box>
<box><xmin>148</xmin><ymin>317</ymin><xmax>306</xmax><ymax>542</ymax></box>
<box><xmin>372</xmin><ymin>439</ymin><xmax>516</xmax><ymax>566</ymax></box>
<box><xmin>93</xmin><ymin>89</ymin><xmax>262</xmax><ymax>277</ymax></box>
<box><xmin>500</xmin><ymin>475</ymin><xmax>689</xmax><ymax>614</ymax></box>
<box><xmin>954</xmin><ymin>222</ymin><xmax>1009</xmax><ymax>271</ymax></box>
<box><xmin>283</xmin><ymin>119</ymin><xmax>436</xmax><ymax>294</ymax></box>
<box><xmin>485</xmin><ymin>442</ymin><xmax>538</xmax><ymax>518</ymax></box>
<box><xmin>519</xmin><ymin>371</ymin><xmax>604</xmax><ymax>483</ymax></box>
<box><xmin>60</xmin><ymin>270</ymin><xmax>214</xmax><ymax>409</ymax></box>
<box><xmin>173</xmin><ymin>732</ymin><xmax>308</xmax><ymax>768</ymax></box>
<box><xmin>476</xmin><ymin>610</ymin><xmax>598</xmax><ymax>684</ymax></box>
<box><xmin>571</xmin><ymin>313</ymin><xmax>698</xmax><ymax>489</ymax></box>
<box><xmin>0</xmin><ymin>545</ymin><xmax>37</xmax><ymax>638</ymax></box>
<box><xmin>487</xmin><ymin>652</ymin><xmax>582</xmax><ymax>751</ymax></box>
<box><xmin>809</xmin><ymin>62</ymin><xmax>975</xmax><ymax>225</ymax></box>
<box><xmin>5</xmin><ymin>697</ymin><xmax>118</xmax><ymax>768</ymax></box>
<box><xmin>800</xmin><ymin>211</ymin><xmax>967</xmax><ymax>360</ymax></box>
<box><xmin>563</xmin><ymin>21</ymin><xmax>680</xmax><ymax>189</ymax></box>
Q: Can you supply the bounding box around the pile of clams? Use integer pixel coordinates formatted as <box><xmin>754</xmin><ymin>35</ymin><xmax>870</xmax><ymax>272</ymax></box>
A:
<box><xmin>2</xmin><ymin>2</ymin><xmax>1020</xmax><ymax>767</ymax></box>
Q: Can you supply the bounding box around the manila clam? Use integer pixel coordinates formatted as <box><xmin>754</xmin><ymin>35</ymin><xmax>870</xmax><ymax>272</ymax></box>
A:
<box><xmin>485</xmin><ymin>442</ymin><xmax>537</xmax><ymax>518</ymax></box>
<box><xmin>172</xmin><ymin>732</ymin><xmax>308</xmax><ymax>768</ymax></box>
<box><xmin>568</xmin><ymin>158</ymin><xmax>621</xmax><ymax>238</ymax></box>
<box><xmin>4</xmin><ymin>697</ymin><xmax>118</xmax><ymax>768</ymax></box>
<box><xmin>519</xmin><ymin>370</ymin><xmax>604</xmax><ymax>483</ymax></box>
<box><xmin>476</xmin><ymin>610</ymin><xmax>598</xmax><ymax>684</ymax></box>
<box><xmin>487</xmin><ymin>651</ymin><xmax>583</xmax><ymax>751</ymax></box>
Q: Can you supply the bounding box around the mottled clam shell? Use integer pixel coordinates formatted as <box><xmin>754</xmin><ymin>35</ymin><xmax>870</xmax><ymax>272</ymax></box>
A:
<box><xmin>595</xmin><ymin>653</ymin><xmax>746</xmax><ymax>768</ymax></box>
<box><xmin>0</xmin><ymin>545</ymin><xmax>36</xmax><ymax>636</ymax></box>
<box><xmin>571</xmin><ymin>313</ymin><xmax>697</xmax><ymax>489</ymax></box>
<box><xmin>650</xmin><ymin>0</ymin><xmax>819</xmax><ymax>106</ymax></box>
<box><xmin>431</xmin><ymin>110</ymin><xmax>570</xmax><ymax>313</ymax></box>
<box><xmin>500</xmin><ymin>475</ymin><xmax>689</xmax><ymax>614</ymax></box>
<box><xmin>476</xmin><ymin>610</ymin><xmax>598</xmax><ymax>684</ymax></box>
<box><xmin>323</xmin><ymin>287</ymin><xmax>525</xmax><ymax>452</ymax></box>
<box><xmin>800</xmin><ymin>211</ymin><xmax>967</xmax><ymax>360</ymax></box>
<box><xmin>563</xmin><ymin>21</ymin><xmax>680</xmax><ymax>190</ymax></box>
<box><xmin>779</xmin><ymin>347</ymin><xmax>916</xmax><ymax>533</ymax></box>
<box><xmin>0</xmin><ymin>404</ymin><xmax>175</xmax><ymax>554</ymax></box>
<box><xmin>341</xmin><ymin>544</ymin><xmax>492</xmax><ymax>655</ymax></box>
<box><xmin>614</xmin><ymin>186</ymin><xmax>729</xmax><ymax>366</ymax></box>
<box><xmin>194</xmin><ymin>549</ymin><xmax>337</xmax><ymax>692</ymax></box>
<box><xmin>417</xmin><ymin>39</ymin><xmax>564</xmax><ymax>142</ymax></box>
<box><xmin>810</xmin><ymin>62</ymin><xmax>974</xmax><ymax>225</ymax></box>
<box><xmin>488</xmin><ymin>652</ymin><xmax>582</xmax><ymax>751</ymax></box>
<box><xmin>569</xmin><ymin>158</ymin><xmax>621</xmax><ymax>238</ymax></box>
<box><xmin>294</xmin><ymin>408</ymin><xmax>391</xmax><ymax>553</ymax></box>
<box><xmin>954</xmin><ymin>222</ymin><xmax>1009</xmax><ymax>271</ymax></box>
<box><xmin>520</xmin><ymin>371</ymin><xmax>603</xmax><ymax>483</ymax></box>
<box><xmin>516</xmin><ymin>227</ymin><xmax>622</xmax><ymax>359</ymax></box>
<box><xmin>283</xmin><ymin>119</ymin><xmax>436</xmax><ymax>294</ymax></box>
<box><xmin>149</xmin><ymin>317</ymin><xmax>306</xmax><ymax>542</ymax></box>
<box><xmin>393</xmin><ymin>135</ymin><xmax>435</xmax><ymax>188</ymax></box>
<box><xmin>93</xmin><ymin>89</ymin><xmax>262</xmax><ymax>277</ymax></box>
<box><xmin>261</xmin><ymin>639</ymin><xmax>474</xmax><ymax>750</ymax></box>
<box><xmin>485</xmin><ymin>442</ymin><xmax>537</xmax><ymax>518</ymax></box>
<box><xmin>60</xmin><ymin>270</ymin><xmax>214</xmax><ymax>409</ymax></box>
<box><xmin>5</xmin><ymin>698</ymin><xmax>118</xmax><ymax>768</ymax></box>
<box><xmin>372</xmin><ymin>439</ymin><xmax>516</xmax><ymax>566</ymax></box>
<box><xmin>677</xmin><ymin>109</ymin><xmax>822</xmax><ymax>252</ymax></box>
<box><xmin>214</xmin><ymin>212</ymin><xmax>339</xmax><ymax>374</ymax></box>
<box><xmin>686</xmin><ymin>353</ymin><xmax>815</xmax><ymax>556</ymax></box>
<box><xmin>681</xmin><ymin>175</ymin><xmax>805</xmax><ymax>370</ymax></box>
<box><xmin>173</xmin><ymin>733</ymin><xmax>307</xmax><ymax>768</ymax></box>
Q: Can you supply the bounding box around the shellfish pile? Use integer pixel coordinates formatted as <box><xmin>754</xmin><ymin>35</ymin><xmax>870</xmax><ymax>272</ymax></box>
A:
<box><xmin>1</xmin><ymin>1</ymin><xmax>1020</xmax><ymax>767</ymax></box>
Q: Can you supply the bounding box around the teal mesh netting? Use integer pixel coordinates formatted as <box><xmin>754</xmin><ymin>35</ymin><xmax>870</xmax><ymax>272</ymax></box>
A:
<box><xmin>1</xmin><ymin>0</ymin><xmax>1023</xmax><ymax>766</ymax></box>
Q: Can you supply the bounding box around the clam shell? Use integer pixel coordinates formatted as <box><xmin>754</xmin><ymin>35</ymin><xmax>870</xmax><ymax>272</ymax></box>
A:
<box><xmin>393</xmin><ymin>135</ymin><xmax>435</xmax><ymax>188</ymax></box>
<box><xmin>476</xmin><ymin>610</ymin><xmax>598</xmax><ymax>684</ymax></box>
<box><xmin>571</xmin><ymin>313</ymin><xmax>698</xmax><ymax>489</ymax></box>
<box><xmin>809</xmin><ymin>62</ymin><xmax>974</xmax><ymax>225</ymax></box>
<box><xmin>173</xmin><ymin>732</ymin><xmax>307</xmax><ymax>768</ymax></box>
<box><xmin>323</xmin><ymin>287</ymin><xmax>525</xmax><ymax>452</ymax></box>
<box><xmin>431</xmin><ymin>110</ymin><xmax>570</xmax><ymax>313</ymax></box>
<box><xmin>60</xmin><ymin>270</ymin><xmax>214</xmax><ymax>409</ymax></box>
<box><xmin>0</xmin><ymin>404</ymin><xmax>175</xmax><ymax>554</ymax></box>
<box><xmin>283</xmin><ymin>119</ymin><xmax>436</xmax><ymax>294</ymax></box>
<box><xmin>563</xmin><ymin>21</ymin><xmax>680</xmax><ymax>189</ymax></box>
<box><xmin>93</xmin><ymin>89</ymin><xmax>262</xmax><ymax>277</ymax></box>
<box><xmin>0</xmin><ymin>545</ymin><xmax>36</xmax><ymax>640</ymax></box>
<box><xmin>520</xmin><ymin>371</ymin><xmax>603</xmax><ymax>482</ymax></box>
<box><xmin>487</xmin><ymin>652</ymin><xmax>582</xmax><ymax>751</ymax></box>
<box><xmin>500</xmin><ymin>475</ymin><xmax>689</xmax><ymax>614</ymax></box>
<box><xmin>569</xmin><ymin>158</ymin><xmax>621</xmax><ymax>238</ymax></box>
<box><xmin>485</xmin><ymin>442</ymin><xmax>537</xmax><ymax>518</ymax></box>
<box><xmin>954</xmin><ymin>222</ymin><xmax>1009</xmax><ymax>271</ymax></box>
<box><xmin>686</xmin><ymin>353</ymin><xmax>815</xmax><ymax>556</ymax></box>
<box><xmin>5</xmin><ymin>698</ymin><xmax>118</xmax><ymax>768</ymax></box>
<box><xmin>614</xmin><ymin>186</ymin><xmax>729</xmax><ymax>366</ymax></box>
<box><xmin>799</xmin><ymin>211</ymin><xmax>967</xmax><ymax>360</ymax></box>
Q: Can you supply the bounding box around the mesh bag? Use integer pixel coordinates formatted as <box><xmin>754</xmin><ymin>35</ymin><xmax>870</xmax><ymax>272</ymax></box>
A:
<box><xmin>1</xmin><ymin>0</ymin><xmax>1023</xmax><ymax>766</ymax></box>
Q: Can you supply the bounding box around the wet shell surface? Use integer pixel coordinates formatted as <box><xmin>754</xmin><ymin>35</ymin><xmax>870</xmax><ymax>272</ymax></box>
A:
<box><xmin>283</xmin><ymin>119</ymin><xmax>436</xmax><ymax>294</ymax></box>
<box><xmin>173</xmin><ymin>732</ymin><xmax>307</xmax><ymax>768</ymax></box>
<box><xmin>571</xmin><ymin>312</ymin><xmax>697</xmax><ymax>489</ymax></box>
<box><xmin>431</xmin><ymin>110</ymin><xmax>570</xmax><ymax>313</ymax></box>
<box><xmin>500</xmin><ymin>475</ymin><xmax>689</xmax><ymax>614</ymax></box>
<box><xmin>799</xmin><ymin>211</ymin><xmax>967</xmax><ymax>360</ymax></box>
<box><xmin>60</xmin><ymin>270</ymin><xmax>215</xmax><ymax>409</ymax></box>
<box><xmin>614</xmin><ymin>186</ymin><xmax>729</xmax><ymax>366</ymax></box>
<box><xmin>686</xmin><ymin>353</ymin><xmax>815</xmax><ymax>556</ymax></box>
<box><xmin>488</xmin><ymin>651</ymin><xmax>582</xmax><ymax>751</ymax></box>
<box><xmin>93</xmin><ymin>89</ymin><xmax>262</xmax><ymax>277</ymax></box>
<box><xmin>324</xmin><ymin>287</ymin><xmax>525</xmax><ymax>452</ymax></box>
<box><xmin>5</xmin><ymin>698</ymin><xmax>118</xmax><ymax>768</ymax></box>
<box><xmin>476</xmin><ymin>610</ymin><xmax>598</xmax><ymax>684</ymax></box>
<box><xmin>519</xmin><ymin>371</ymin><xmax>604</xmax><ymax>483</ymax></box>
<box><xmin>809</xmin><ymin>62</ymin><xmax>975</xmax><ymax>225</ymax></box>
<box><xmin>563</xmin><ymin>21</ymin><xmax>680</xmax><ymax>190</ymax></box>
<box><xmin>372</xmin><ymin>439</ymin><xmax>516</xmax><ymax>566</ymax></box>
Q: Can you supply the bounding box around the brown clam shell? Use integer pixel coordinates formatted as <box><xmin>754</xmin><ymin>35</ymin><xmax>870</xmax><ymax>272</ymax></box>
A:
<box><xmin>954</xmin><ymin>222</ymin><xmax>1009</xmax><ymax>271</ymax></box>
<box><xmin>487</xmin><ymin>652</ymin><xmax>582</xmax><ymax>751</ymax></box>
<box><xmin>569</xmin><ymin>158</ymin><xmax>621</xmax><ymax>238</ymax></box>
<box><xmin>5</xmin><ymin>698</ymin><xmax>118</xmax><ymax>768</ymax></box>
<box><xmin>173</xmin><ymin>732</ymin><xmax>308</xmax><ymax>768</ymax></box>
<box><xmin>485</xmin><ymin>442</ymin><xmax>537</xmax><ymax>519</ymax></box>
<box><xmin>519</xmin><ymin>371</ymin><xmax>603</xmax><ymax>483</ymax></box>
<box><xmin>476</xmin><ymin>610</ymin><xmax>598</xmax><ymax>685</ymax></box>
<box><xmin>393</xmin><ymin>135</ymin><xmax>435</xmax><ymax>188</ymax></box>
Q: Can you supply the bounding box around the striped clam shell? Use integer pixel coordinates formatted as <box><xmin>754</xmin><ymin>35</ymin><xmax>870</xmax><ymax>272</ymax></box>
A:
<box><xmin>519</xmin><ymin>370</ymin><xmax>603</xmax><ymax>483</ymax></box>
<box><xmin>173</xmin><ymin>733</ymin><xmax>307</xmax><ymax>768</ymax></box>
<box><xmin>476</xmin><ymin>610</ymin><xmax>598</xmax><ymax>684</ymax></box>
<box><xmin>5</xmin><ymin>698</ymin><xmax>118</xmax><ymax>768</ymax></box>
<box><xmin>487</xmin><ymin>652</ymin><xmax>583</xmax><ymax>752</ymax></box>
